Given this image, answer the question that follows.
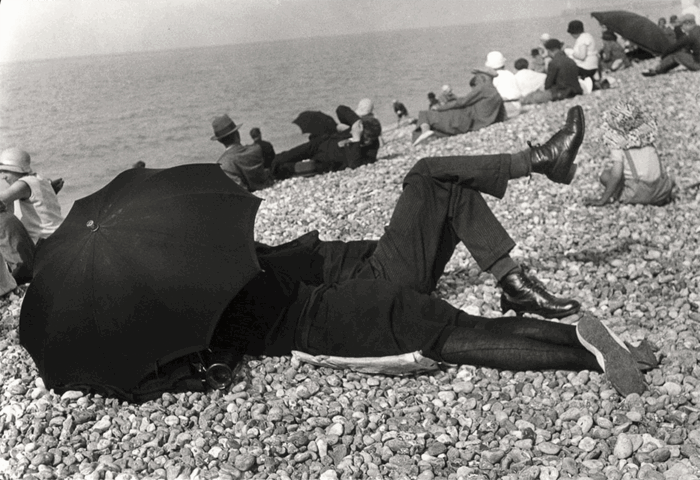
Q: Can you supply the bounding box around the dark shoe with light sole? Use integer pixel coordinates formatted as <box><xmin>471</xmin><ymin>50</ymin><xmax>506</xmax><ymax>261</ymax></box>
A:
<box><xmin>529</xmin><ymin>105</ymin><xmax>585</xmax><ymax>185</ymax></box>
<box><xmin>642</xmin><ymin>70</ymin><xmax>658</xmax><ymax>77</ymax></box>
<box><xmin>576</xmin><ymin>314</ymin><xmax>646</xmax><ymax>396</ymax></box>
<box><xmin>499</xmin><ymin>268</ymin><xmax>581</xmax><ymax>319</ymax></box>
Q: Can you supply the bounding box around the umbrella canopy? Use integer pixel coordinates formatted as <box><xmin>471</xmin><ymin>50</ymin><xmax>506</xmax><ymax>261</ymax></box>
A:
<box><xmin>292</xmin><ymin>110</ymin><xmax>338</xmax><ymax>137</ymax></box>
<box><xmin>591</xmin><ymin>10</ymin><xmax>672</xmax><ymax>55</ymax></box>
<box><xmin>20</xmin><ymin>164</ymin><xmax>262</xmax><ymax>395</ymax></box>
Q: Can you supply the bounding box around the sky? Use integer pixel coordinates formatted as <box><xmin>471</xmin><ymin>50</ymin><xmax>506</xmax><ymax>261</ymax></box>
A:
<box><xmin>0</xmin><ymin>0</ymin><xmax>681</xmax><ymax>63</ymax></box>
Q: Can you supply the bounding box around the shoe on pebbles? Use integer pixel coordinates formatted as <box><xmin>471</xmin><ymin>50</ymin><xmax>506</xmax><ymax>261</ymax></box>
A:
<box><xmin>412</xmin><ymin>130</ymin><xmax>434</xmax><ymax>147</ymax></box>
<box><xmin>576</xmin><ymin>314</ymin><xmax>646</xmax><ymax>396</ymax></box>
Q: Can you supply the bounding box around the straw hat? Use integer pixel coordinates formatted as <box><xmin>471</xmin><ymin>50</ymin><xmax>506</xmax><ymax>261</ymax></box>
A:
<box><xmin>0</xmin><ymin>148</ymin><xmax>33</xmax><ymax>174</ymax></box>
<box><xmin>210</xmin><ymin>114</ymin><xmax>242</xmax><ymax>141</ymax></box>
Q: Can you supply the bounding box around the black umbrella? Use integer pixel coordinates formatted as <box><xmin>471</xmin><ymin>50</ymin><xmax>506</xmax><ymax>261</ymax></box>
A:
<box><xmin>292</xmin><ymin>110</ymin><xmax>338</xmax><ymax>137</ymax></box>
<box><xmin>19</xmin><ymin>164</ymin><xmax>262</xmax><ymax>395</ymax></box>
<box><xmin>591</xmin><ymin>10</ymin><xmax>671</xmax><ymax>55</ymax></box>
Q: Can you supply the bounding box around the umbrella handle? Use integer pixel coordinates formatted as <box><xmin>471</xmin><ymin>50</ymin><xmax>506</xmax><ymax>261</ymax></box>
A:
<box><xmin>205</xmin><ymin>363</ymin><xmax>233</xmax><ymax>390</ymax></box>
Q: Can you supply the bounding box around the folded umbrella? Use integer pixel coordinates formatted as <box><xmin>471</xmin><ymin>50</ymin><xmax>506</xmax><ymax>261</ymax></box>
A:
<box><xmin>19</xmin><ymin>164</ymin><xmax>261</xmax><ymax>396</ymax></box>
<box><xmin>591</xmin><ymin>10</ymin><xmax>672</xmax><ymax>55</ymax></box>
<box><xmin>292</xmin><ymin>110</ymin><xmax>338</xmax><ymax>137</ymax></box>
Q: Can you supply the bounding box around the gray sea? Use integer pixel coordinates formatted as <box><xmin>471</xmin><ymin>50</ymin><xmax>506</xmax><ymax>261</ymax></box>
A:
<box><xmin>0</xmin><ymin>10</ymin><xmax>667</xmax><ymax>212</ymax></box>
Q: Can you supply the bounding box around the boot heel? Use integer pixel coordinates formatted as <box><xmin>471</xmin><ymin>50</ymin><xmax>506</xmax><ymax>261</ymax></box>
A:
<box><xmin>563</xmin><ymin>163</ymin><xmax>578</xmax><ymax>185</ymax></box>
<box><xmin>500</xmin><ymin>295</ymin><xmax>522</xmax><ymax>314</ymax></box>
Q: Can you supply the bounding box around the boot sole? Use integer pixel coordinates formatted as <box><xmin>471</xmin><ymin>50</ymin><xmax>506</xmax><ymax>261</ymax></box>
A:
<box><xmin>576</xmin><ymin>315</ymin><xmax>646</xmax><ymax>396</ymax></box>
<box><xmin>500</xmin><ymin>295</ymin><xmax>580</xmax><ymax>319</ymax></box>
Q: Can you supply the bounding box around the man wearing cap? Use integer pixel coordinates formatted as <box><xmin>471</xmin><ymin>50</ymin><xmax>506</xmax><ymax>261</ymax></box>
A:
<box><xmin>522</xmin><ymin>39</ymin><xmax>583</xmax><ymax>105</ymax></box>
<box><xmin>0</xmin><ymin>148</ymin><xmax>63</xmax><ymax>288</ymax></box>
<box><xmin>485</xmin><ymin>51</ymin><xmax>522</xmax><ymax>119</ymax></box>
<box><xmin>643</xmin><ymin>13</ymin><xmax>700</xmax><ymax>76</ymax></box>
<box><xmin>211</xmin><ymin>114</ymin><xmax>272</xmax><ymax>192</ymax></box>
<box><xmin>412</xmin><ymin>68</ymin><xmax>506</xmax><ymax>146</ymax></box>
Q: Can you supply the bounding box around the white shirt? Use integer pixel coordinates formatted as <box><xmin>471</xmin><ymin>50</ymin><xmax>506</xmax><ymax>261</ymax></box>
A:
<box><xmin>17</xmin><ymin>175</ymin><xmax>63</xmax><ymax>243</ymax></box>
<box><xmin>492</xmin><ymin>70</ymin><xmax>521</xmax><ymax>101</ymax></box>
<box><xmin>514</xmin><ymin>69</ymin><xmax>547</xmax><ymax>97</ymax></box>
<box><xmin>572</xmin><ymin>32</ymin><xmax>599</xmax><ymax>70</ymax></box>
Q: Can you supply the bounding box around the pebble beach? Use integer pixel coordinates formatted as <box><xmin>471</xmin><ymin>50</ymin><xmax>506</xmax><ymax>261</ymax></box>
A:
<box><xmin>1</xmin><ymin>60</ymin><xmax>700</xmax><ymax>480</ymax></box>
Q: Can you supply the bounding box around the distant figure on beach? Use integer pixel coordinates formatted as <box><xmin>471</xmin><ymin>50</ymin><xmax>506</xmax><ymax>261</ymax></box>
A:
<box><xmin>530</xmin><ymin>48</ymin><xmax>547</xmax><ymax>73</ymax></box>
<box><xmin>211</xmin><ymin>114</ymin><xmax>272</xmax><ymax>192</ymax></box>
<box><xmin>412</xmin><ymin>67</ymin><xmax>506</xmax><ymax>147</ymax></box>
<box><xmin>249</xmin><ymin>128</ymin><xmax>276</xmax><ymax>170</ymax></box>
<box><xmin>567</xmin><ymin>20</ymin><xmax>599</xmax><ymax>86</ymax></box>
<box><xmin>514</xmin><ymin>58</ymin><xmax>546</xmax><ymax>97</ymax></box>
<box><xmin>585</xmin><ymin>102</ymin><xmax>674</xmax><ymax>207</ymax></box>
<box><xmin>599</xmin><ymin>31</ymin><xmax>631</xmax><ymax>73</ymax></box>
<box><xmin>427</xmin><ymin>92</ymin><xmax>439</xmax><ymax>109</ymax></box>
<box><xmin>539</xmin><ymin>33</ymin><xmax>554</xmax><ymax>71</ymax></box>
<box><xmin>485</xmin><ymin>51</ymin><xmax>522</xmax><ymax>119</ymax></box>
<box><xmin>271</xmin><ymin>105</ymin><xmax>381</xmax><ymax>180</ymax></box>
<box><xmin>132</xmin><ymin>161</ymin><xmax>146</xmax><ymax>169</ymax></box>
<box><xmin>0</xmin><ymin>148</ymin><xmax>63</xmax><ymax>293</ymax></box>
<box><xmin>682</xmin><ymin>0</ymin><xmax>700</xmax><ymax>24</ymax></box>
<box><xmin>521</xmin><ymin>39</ymin><xmax>583</xmax><ymax>105</ymax></box>
<box><xmin>438</xmin><ymin>85</ymin><xmax>457</xmax><ymax>105</ymax></box>
<box><xmin>392</xmin><ymin>100</ymin><xmax>408</xmax><ymax>127</ymax></box>
<box><xmin>642</xmin><ymin>13</ymin><xmax>700</xmax><ymax>76</ymax></box>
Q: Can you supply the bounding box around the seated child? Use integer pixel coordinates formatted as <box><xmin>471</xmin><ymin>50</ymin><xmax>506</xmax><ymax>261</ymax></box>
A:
<box><xmin>599</xmin><ymin>31</ymin><xmax>631</xmax><ymax>72</ymax></box>
<box><xmin>585</xmin><ymin>102</ymin><xmax>674</xmax><ymax>207</ymax></box>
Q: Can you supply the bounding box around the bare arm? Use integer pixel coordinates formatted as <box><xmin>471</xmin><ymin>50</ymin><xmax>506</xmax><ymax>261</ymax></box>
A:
<box><xmin>585</xmin><ymin>160</ymin><xmax>623</xmax><ymax>206</ymax></box>
<box><xmin>0</xmin><ymin>180</ymin><xmax>31</xmax><ymax>205</ymax></box>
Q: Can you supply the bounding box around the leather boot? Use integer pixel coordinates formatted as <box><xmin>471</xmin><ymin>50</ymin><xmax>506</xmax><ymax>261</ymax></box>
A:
<box><xmin>529</xmin><ymin>105</ymin><xmax>585</xmax><ymax>185</ymax></box>
<box><xmin>500</xmin><ymin>268</ymin><xmax>581</xmax><ymax>319</ymax></box>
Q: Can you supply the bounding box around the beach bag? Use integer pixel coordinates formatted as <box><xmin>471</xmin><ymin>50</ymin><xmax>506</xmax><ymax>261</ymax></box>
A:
<box><xmin>621</xmin><ymin>150</ymin><xmax>675</xmax><ymax>206</ymax></box>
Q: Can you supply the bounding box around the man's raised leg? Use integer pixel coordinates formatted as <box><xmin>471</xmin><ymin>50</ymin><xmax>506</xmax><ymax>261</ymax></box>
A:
<box><xmin>369</xmin><ymin>106</ymin><xmax>585</xmax><ymax>318</ymax></box>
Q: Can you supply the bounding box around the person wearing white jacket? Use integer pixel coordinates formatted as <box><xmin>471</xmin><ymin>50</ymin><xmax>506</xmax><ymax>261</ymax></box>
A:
<box><xmin>485</xmin><ymin>51</ymin><xmax>522</xmax><ymax>119</ymax></box>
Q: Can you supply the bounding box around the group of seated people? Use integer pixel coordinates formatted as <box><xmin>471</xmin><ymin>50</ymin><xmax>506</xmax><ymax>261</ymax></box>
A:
<box><xmin>212</xmin><ymin>100</ymin><xmax>383</xmax><ymax>192</ymax></box>
<box><xmin>211</xmin><ymin>13</ymin><xmax>698</xmax><ymax>189</ymax></box>
<box><xmin>411</xmin><ymin>20</ymin><xmax>596</xmax><ymax>146</ymax></box>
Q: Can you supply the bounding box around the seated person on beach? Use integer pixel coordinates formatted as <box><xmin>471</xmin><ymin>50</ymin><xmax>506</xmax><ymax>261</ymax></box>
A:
<box><xmin>211</xmin><ymin>114</ymin><xmax>272</xmax><ymax>192</ymax></box>
<box><xmin>599</xmin><ymin>31</ymin><xmax>631</xmax><ymax>73</ymax></box>
<box><xmin>427</xmin><ymin>92</ymin><xmax>440</xmax><ymax>109</ymax></box>
<box><xmin>249</xmin><ymin>127</ymin><xmax>276</xmax><ymax>170</ymax></box>
<box><xmin>642</xmin><ymin>14</ymin><xmax>700</xmax><ymax>76</ymax></box>
<box><xmin>660</xmin><ymin>17</ymin><xmax>677</xmax><ymax>45</ymax></box>
<box><xmin>567</xmin><ymin>20</ymin><xmax>599</xmax><ymax>84</ymax></box>
<box><xmin>210</xmin><ymin>106</ymin><xmax>651</xmax><ymax>398</ymax></box>
<box><xmin>585</xmin><ymin>102</ymin><xmax>674</xmax><ymax>207</ymax></box>
<box><xmin>0</xmin><ymin>148</ymin><xmax>63</xmax><ymax>293</ymax></box>
<box><xmin>271</xmin><ymin>106</ymin><xmax>381</xmax><ymax>180</ymax></box>
<box><xmin>392</xmin><ymin>100</ymin><xmax>408</xmax><ymax>127</ymax></box>
<box><xmin>485</xmin><ymin>51</ymin><xmax>522</xmax><ymax>119</ymax></box>
<box><xmin>514</xmin><ymin>58</ymin><xmax>547</xmax><ymax>97</ymax></box>
<box><xmin>438</xmin><ymin>85</ymin><xmax>457</xmax><ymax>105</ymax></box>
<box><xmin>530</xmin><ymin>48</ymin><xmax>547</xmax><ymax>73</ymax></box>
<box><xmin>522</xmin><ymin>39</ymin><xmax>583</xmax><ymax>105</ymax></box>
<box><xmin>412</xmin><ymin>68</ymin><xmax>506</xmax><ymax>146</ymax></box>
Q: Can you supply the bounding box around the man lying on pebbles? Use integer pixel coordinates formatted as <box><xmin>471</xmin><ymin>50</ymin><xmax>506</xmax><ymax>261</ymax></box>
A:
<box><xmin>213</xmin><ymin>106</ymin><xmax>653</xmax><ymax>397</ymax></box>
